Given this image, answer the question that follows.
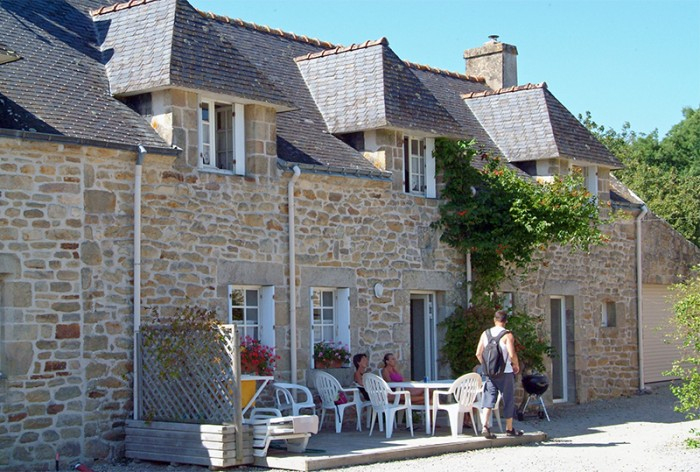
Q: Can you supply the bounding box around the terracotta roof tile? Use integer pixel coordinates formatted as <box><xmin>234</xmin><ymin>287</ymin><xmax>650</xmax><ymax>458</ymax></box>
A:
<box><xmin>462</xmin><ymin>82</ymin><xmax>547</xmax><ymax>99</ymax></box>
<box><xmin>196</xmin><ymin>10</ymin><xmax>339</xmax><ymax>49</ymax></box>
<box><xmin>404</xmin><ymin>61</ymin><xmax>485</xmax><ymax>84</ymax></box>
<box><xmin>294</xmin><ymin>38</ymin><xmax>388</xmax><ymax>62</ymax></box>
<box><xmin>91</xmin><ymin>0</ymin><xmax>157</xmax><ymax>16</ymax></box>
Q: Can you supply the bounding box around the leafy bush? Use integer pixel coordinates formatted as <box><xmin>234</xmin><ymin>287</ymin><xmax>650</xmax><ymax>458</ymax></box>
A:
<box><xmin>664</xmin><ymin>265</ymin><xmax>700</xmax><ymax>446</ymax></box>
<box><xmin>440</xmin><ymin>304</ymin><xmax>552</xmax><ymax>377</ymax></box>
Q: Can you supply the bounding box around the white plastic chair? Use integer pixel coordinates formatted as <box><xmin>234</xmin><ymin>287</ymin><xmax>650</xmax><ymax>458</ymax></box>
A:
<box><xmin>313</xmin><ymin>371</ymin><xmax>368</xmax><ymax>433</ymax></box>
<box><xmin>248</xmin><ymin>408</ymin><xmax>319</xmax><ymax>457</ymax></box>
<box><xmin>363</xmin><ymin>373</ymin><xmax>414</xmax><ymax>439</ymax></box>
<box><xmin>274</xmin><ymin>382</ymin><xmax>316</xmax><ymax>416</ymax></box>
<box><xmin>431</xmin><ymin>372</ymin><xmax>482</xmax><ymax>436</ymax></box>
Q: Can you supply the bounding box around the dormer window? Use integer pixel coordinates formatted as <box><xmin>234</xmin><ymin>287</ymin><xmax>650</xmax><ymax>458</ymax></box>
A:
<box><xmin>199</xmin><ymin>99</ymin><xmax>245</xmax><ymax>175</ymax></box>
<box><xmin>573</xmin><ymin>164</ymin><xmax>598</xmax><ymax>201</ymax></box>
<box><xmin>403</xmin><ymin>136</ymin><xmax>436</xmax><ymax>197</ymax></box>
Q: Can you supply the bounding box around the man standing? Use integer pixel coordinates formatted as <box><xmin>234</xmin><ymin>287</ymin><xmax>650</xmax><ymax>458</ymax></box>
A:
<box><xmin>475</xmin><ymin>309</ymin><xmax>524</xmax><ymax>438</ymax></box>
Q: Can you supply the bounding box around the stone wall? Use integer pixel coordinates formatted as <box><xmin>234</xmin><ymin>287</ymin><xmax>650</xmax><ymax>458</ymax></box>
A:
<box><xmin>3</xmin><ymin>93</ymin><xmax>700</xmax><ymax>468</ymax></box>
<box><xmin>507</xmin><ymin>218</ymin><xmax>640</xmax><ymax>403</ymax></box>
<box><xmin>0</xmin><ymin>139</ymin><xmax>142</xmax><ymax>470</ymax></box>
<box><xmin>641</xmin><ymin>211</ymin><xmax>700</xmax><ymax>284</ymax></box>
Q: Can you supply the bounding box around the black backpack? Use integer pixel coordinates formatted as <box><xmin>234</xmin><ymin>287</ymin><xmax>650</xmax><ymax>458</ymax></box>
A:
<box><xmin>482</xmin><ymin>329</ymin><xmax>510</xmax><ymax>378</ymax></box>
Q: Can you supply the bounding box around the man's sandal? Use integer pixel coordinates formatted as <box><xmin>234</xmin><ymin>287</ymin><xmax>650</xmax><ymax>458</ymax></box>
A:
<box><xmin>506</xmin><ymin>429</ymin><xmax>524</xmax><ymax>437</ymax></box>
<box><xmin>481</xmin><ymin>427</ymin><xmax>496</xmax><ymax>439</ymax></box>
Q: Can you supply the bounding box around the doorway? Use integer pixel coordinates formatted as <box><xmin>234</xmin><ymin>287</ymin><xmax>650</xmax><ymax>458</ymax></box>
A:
<box><xmin>410</xmin><ymin>293</ymin><xmax>437</xmax><ymax>380</ymax></box>
<box><xmin>550</xmin><ymin>296</ymin><xmax>576</xmax><ymax>402</ymax></box>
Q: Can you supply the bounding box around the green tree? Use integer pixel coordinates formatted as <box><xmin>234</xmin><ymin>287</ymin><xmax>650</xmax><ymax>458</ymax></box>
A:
<box><xmin>665</xmin><ymin>265</ymin><xmax>700</xmax><ymax>447</ymax></box>
<box><xmin>580</xmin><ymin>106</ymin><xmax>700</xmax><ymax>247</ymax></box>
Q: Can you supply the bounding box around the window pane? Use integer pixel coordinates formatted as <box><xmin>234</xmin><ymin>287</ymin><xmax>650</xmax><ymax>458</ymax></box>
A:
<box><xmin>322</xmin><ymin>325</ymin><xmax>333</xmax><ymax>341</ymax></box>
<box><xmin>215</xmin><ymin>105</ymin><xmax>233</xmax><ymax>171</ymax></box>
<box><xmin>200</xmin><ymin>103</ymin><xmax>211</xmax><ymax>166</ymax></box>
<box><xmin>230</xmin><ymin>288</ymin><xmax>244</xmax><ymax>306</ymax></box>
<box><xmin>322</xmin><ymin>307</ymin><xmax>333</xmax><ymax>322</ymax></box>
<box><xmin>245</xmin><ymin>289</ymin><xmax>258</xmax><ymax>307</ymax></box>
<box><xmin>248</xmin><ymin>307</ymin><xmax>259</xmax><ymax>324</ymax></box>
<box><xmin>231</xmin><ymin>307</ymin><xmax>244</xmax><ymax>322</ymax></box>
<box><xmin>322</xmin><ymin>291</ymin><xmax>333</xmax><ymax>306</ymax></box>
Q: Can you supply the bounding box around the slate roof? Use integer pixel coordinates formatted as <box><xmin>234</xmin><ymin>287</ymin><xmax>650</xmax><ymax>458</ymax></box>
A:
<box><xmin>296</xmin><ymin>38</ymin><xmax>463</xmax><ymax>137</ymax></box>
<box><xmin>198</xmin><ymin>5</ymin><xmax>380</xmax><ymax>171</ymax></box>
<box><xmin>0</xmin><ymin>0</ymin><xmax>171</xmax><ymax>149</ymax></box>
<box><xmin>94</xmin><ymin>0</ymin><xmax>293</xmax><ymax>109</ymax></box>
<box><xmin>464</xmin><ymin>83</ymin><xmax>623</xmax><ymax>168</ymax></box>
<box><xmin>408</xmin><ymin>63</ymin><xmax>500</xmax><ymax>158</ymax></box>
<box><xmin>1</xmin><ymin>0</ymin><xmax>621</xmax><ymax>176</ymax></box>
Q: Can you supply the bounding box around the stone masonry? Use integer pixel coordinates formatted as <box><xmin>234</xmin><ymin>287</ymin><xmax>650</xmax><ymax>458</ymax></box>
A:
<box><xmin>2</xmin><ymin>93</ymin><xmax>699</xmax><ymax>469</ymax></box>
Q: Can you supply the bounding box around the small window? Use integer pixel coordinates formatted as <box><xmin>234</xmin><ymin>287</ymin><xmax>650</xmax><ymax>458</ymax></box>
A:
<box><xmin>228</xmin><ymin>285</ymin><xmax>275</xmax><ymax>346</ymax></box>
<box><xmin>199</xmin><ymin>99</ymin><xmax>245</xmax><ymax>174</ymax></box>
<box><xmin>572</xmin><ymin>165</ymin><xmax>598</xmax><ymax>202</ymax></box>
<box><xmin>312</xmin><ymin>289</ymin><xmax>335</xmax><ymax>342</ymax></box>
<box><xmin>310</xmin><ymin>287</ymin><xmax>350</xmax><ymax>365</ymax></box>
<box><xmin>403</xmin><ymin>136</ymin><xmax>436</xmax><ymax>197</ymax></box>
<box><xmin>404</xmin><ymin>137</ymin><xmax>426</xmax><ymax>194</ymax></box>
<box><xmin>602</xmin><ymin>301</ymin><xmax>617</xmax><ymax>327</ymax></box>
<box><xmin>501</xmin><ymin>292</ymin><xmax>514</xmax><ymax>312</ymax></box>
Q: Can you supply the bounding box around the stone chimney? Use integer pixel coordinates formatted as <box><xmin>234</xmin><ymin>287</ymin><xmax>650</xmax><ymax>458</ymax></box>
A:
<box><xmin>464</xmin><ymin>35</ymin><xmax>518</xmax><ymax>90</ymax></box>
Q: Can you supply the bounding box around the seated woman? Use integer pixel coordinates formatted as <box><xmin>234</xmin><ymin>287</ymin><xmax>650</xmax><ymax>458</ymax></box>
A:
<box><xmin>380</xmin><ymin>353</ymin><xmax>424</xmax><ymax>404</ymax></box>
<box><xmin>352</xmin><ymin>353</ymin><xmax>370</xmax><ymax>401</ymax></box>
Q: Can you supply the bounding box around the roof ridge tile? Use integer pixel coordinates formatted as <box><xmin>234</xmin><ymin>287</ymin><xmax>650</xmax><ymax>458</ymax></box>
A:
<box><xmin>90</xmin><ymin>0</ymin><xmax>156</xmax><ymax>16</ymax></box>
<box><xmin>294</xmin><ymin>37</ymin><xmax>388</xmax><ymax>63</ymax></box>
<box><xmin>404</xmin><ymin>61</ymin><xmax>485</xmax><ymax>84</ymax></box>
<box><xmin>197</xmin><ymin>10</ymin><xmax>339</xmax><ymax>49</ymax></box>
<box><xmin>461</xmin><ymin>82</ymin><xmax>547</xmax><ymax>99</ymax></box>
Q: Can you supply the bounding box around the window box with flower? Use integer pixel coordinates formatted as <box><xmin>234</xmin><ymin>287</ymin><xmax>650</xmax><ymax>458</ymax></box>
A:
<box><xmin>313</xmin><ymin>341</ymin><xmax>351</xmax><ymax>368</ymax></box>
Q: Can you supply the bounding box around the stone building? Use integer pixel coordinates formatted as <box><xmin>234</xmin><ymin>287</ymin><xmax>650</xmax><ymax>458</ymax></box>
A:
<box><xmin>1</xmin><ymin>0</ymin><xmax>698</xmax><ymax>469</ymax></box>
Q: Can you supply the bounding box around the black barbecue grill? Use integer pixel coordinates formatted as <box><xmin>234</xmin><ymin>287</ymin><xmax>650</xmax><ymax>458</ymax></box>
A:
<box><xmin>517</xmin><ymin>373</ymin><xmax>550</xmax><ymax>421</ymax></box>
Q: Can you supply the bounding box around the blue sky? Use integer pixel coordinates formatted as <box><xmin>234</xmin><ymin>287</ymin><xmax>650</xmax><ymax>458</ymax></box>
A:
<box><xmin>190</xmin><ymin>0</ymin><xmax>700</xmax><ymax>138</ymax></box>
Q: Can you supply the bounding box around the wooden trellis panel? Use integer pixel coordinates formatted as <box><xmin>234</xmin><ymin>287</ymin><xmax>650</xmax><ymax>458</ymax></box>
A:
<box><xmin>136</xmin><ymin>324</ymin><xmax>242</xmax><ymax>424</ymax></box>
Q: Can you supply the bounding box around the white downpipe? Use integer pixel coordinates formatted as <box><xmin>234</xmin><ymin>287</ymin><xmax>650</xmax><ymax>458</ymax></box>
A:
<box><xmin>636</xmin><ymin>204</ymin><xmax>648</xmax><ymax>392</ymax></box>
<box><xmin>288</xmin><ymin>166</ymin><xmax>301</xmax><ymax>385</ymax></box>
<box><xmin>133</xmin><ymin>144</ymin><xmax>147</xmax><ymax>420</ymax></box>
<box><xmin>466</xmin><ymin>252</ymin><xmax>473</xmax><ymax>306</ymax></box>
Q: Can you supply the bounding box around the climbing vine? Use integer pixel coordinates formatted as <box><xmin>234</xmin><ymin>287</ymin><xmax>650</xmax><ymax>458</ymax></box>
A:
<box><xmin>432</xmin><ymin>138</ymin><xmax>609</xmax><ymax>298</ymax></box>
<box><xmin>432</xmin><ymin>138</ymin><xmax>610</xmax><ymax>374</ymax></box>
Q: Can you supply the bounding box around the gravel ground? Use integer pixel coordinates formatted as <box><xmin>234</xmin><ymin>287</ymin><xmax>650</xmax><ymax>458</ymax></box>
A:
<box><xmin>91</xmin><ymin>381</ymin><xmax>700</xmax><ymax>472</ymax></box>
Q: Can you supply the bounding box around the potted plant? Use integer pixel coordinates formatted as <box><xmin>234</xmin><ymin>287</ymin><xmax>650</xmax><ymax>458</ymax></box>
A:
<box><xmin>240</xmin><ymin>336</ymin><xmax>279</xmax><ymax>406</ymax></box>
<box><xmin>313</xmin><ymin>341</ymin><xmax>351</xmax><ymax>368</ymax></box>
<box><xmin>240</xmin><ymin>336</ymin><xmax>279</xmax><ymax>376</ymax></box>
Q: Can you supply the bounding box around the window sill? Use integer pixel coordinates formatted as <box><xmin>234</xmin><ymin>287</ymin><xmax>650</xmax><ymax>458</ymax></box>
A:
<box><xmin>198</xmin><ymin>167</ymin><xmax>241</xmax><ymax>177</ymax></box>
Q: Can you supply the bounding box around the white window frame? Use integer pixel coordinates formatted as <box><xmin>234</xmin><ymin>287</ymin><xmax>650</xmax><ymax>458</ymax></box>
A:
<box><xmin>228</xmin><ymin>285</ymin><xmax>275</xmax><ymax>347</ymax></box>
<box><xmin>309</xmin><ymin>287</ymin><xmax>350</xmax><ymax>366</ymax></box>
<box><xmin>404</xmin><ymin>136</ymin><xmax>436</xmax><ymax>198</ymax></box>
<box><xmin>602</xmin><ymin>300</ymin><xmax>617</xmax><ymax>328</ymax></box>
<box><xmin>572</xmin><ymin>164</ymin><xmax>598</xmax><ymax>202</ymax></box>
<box><xmin>583</xmin><ymin>165</ymin><xmax>598</xmax><ymax>201</ymax></box>
<box><xmin>198</xmin><ymin>98</ymin><xmax>245</xmax><ymax>175</ymax></box>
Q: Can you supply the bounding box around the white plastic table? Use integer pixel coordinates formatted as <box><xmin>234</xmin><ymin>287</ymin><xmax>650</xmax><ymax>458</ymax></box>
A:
<box><xmin>388</xmin><ymin>380</ymin><xmax>454</xmax><ymax>434</ymax></box>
